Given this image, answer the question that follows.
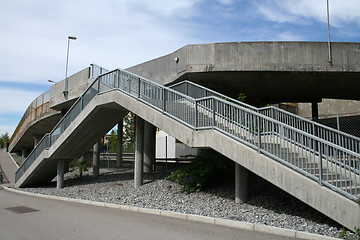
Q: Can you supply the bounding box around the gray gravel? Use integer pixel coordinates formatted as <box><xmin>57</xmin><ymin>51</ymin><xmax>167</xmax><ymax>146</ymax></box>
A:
<box><xmin>18</xmin><ymin>167</ymin><xmax>353</xmax><ymax>239</ymax></box>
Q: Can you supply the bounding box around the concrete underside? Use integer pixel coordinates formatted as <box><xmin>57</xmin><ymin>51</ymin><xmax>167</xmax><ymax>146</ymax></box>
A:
<box><xmin>10</xmin><ymin>112</ymin><xmax>62</xmax><ymax>153</ymax></box>
<box><xmin>126</xmin><ymin>41</ymin><xmax>360</xmax><ymax>105</ymax></box>
<box><xmin>16</xmin><ymin>90</ymin><xmax>360</xmax><ymax>231</ymax></box>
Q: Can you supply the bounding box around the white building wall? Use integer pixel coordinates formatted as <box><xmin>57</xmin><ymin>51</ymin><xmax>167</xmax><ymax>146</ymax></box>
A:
<box><xmin>156</xmin><ymin>131</ymin><xmax>198</xmax><ymax>159</ymax></box>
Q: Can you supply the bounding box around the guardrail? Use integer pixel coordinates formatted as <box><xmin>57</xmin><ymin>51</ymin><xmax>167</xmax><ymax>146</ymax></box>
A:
<box><xmin>15</xmin><ymin>68</ymin><xmax>360</xmax><ymax>201</ymax></box>
<box><xmin>170</xmin><ymin>80</ymin><xmax>360</xmax><ymax>154</ymax></box>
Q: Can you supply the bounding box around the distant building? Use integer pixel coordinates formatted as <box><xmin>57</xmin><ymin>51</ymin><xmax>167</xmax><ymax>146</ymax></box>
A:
<box><xmin>156</xmin><ymin>130</ymin><xmax>198</xmax><ymax>159</ymax></box>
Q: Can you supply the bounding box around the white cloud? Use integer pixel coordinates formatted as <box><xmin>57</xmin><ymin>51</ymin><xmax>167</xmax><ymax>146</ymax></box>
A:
<box><xmin>0</xmin><ymin>125</ymin><xmax>16</xmax><ymax>136</ymax></box>
<box><xmin>0</xmin><ymin>0</ymin><xmax>202</xmax><ymax>85</ymax></box>
<box><xmin>276</xmin><ymin>31</ymin><xmax>305</xmax><ymax>41</ymax></box>
<box><xmin>0</xmin><ymin>88</ymin><xmax>42</xmax><ymax>114</ymax></box>
<box><xmin>255</xmin><ymin>0</ymin><xmax>360</xmax><ymax>27</ymax></box>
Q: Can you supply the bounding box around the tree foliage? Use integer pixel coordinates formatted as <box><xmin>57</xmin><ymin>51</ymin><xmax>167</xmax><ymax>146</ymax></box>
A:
<box><xmin>123</xmin><ymin>112</ymin><xmax>135</xmax><ymax>153</ymax></box>
<box><xmin>166</xmin><ymin>149</ymin><xmax>234</xmax><ymax>193</ymax></box>
<box><xmin>109</xmin><ymin>130</ymin><xmax>117</xmax><ymax>153</ymax></box>
<box><xmin>0</xmin><ymin>132</ymin><xmax>9</xmax><ymax>148</ymax></box>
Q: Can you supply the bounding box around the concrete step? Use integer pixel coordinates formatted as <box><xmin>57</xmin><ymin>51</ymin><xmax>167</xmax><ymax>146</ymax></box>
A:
<box><xmin>339</xmin><ymin>185</ymin><xmax>360</xmax><ymax>195</ymax></box>
<box><xmin>315</xmin><ymin>173</ymin><xmax>341</xmax><ymax>181</ymax></box>
<box><xmin>292</xmin><ymin>161</ymin><xmax>319</xmax><ymax>169</ymax></box>
<box><xmin>327</xmin><ymin>179</ymin><xmax>353</xmax><ymax>188</ymax></box>
<box><xmin>303</xmin><ymin>168</ymin><xmax>328</xmax><ymax>175</ymax></box>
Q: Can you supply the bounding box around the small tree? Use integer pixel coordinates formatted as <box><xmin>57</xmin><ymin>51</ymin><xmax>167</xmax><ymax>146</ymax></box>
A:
<box><xmin>109</xmin><ymin>130</ymin><xmax>117</xmax><ymax>153</ymax></box>
<box><xmin>123</xmin><ymin>113</ymin><xmax>135</xmax><ymax>153</ymax></box>
<box><xmin>0</xmin><ymin>132</ymin><xmax>9</xmax><ymax>148</ymax></box>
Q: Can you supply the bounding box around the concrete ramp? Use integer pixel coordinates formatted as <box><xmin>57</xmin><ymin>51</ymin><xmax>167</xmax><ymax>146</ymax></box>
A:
<box><xmin>15</xmin><ymin>69</ymin><xmax>360</xmax><ymax>230</ymax></box>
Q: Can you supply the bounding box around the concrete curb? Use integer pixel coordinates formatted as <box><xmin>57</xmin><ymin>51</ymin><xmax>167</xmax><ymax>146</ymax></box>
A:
<box><xmin>3</xmin><ymin>187</ymin><xmax>340</xmax><ymax>240</ymax></box>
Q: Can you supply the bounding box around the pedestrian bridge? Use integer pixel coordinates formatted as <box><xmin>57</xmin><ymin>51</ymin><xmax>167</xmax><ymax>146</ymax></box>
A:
<box><xmin>14</xmin><ymin>68</ymin><xmax>360</xmax><ymax>230</ymax></box>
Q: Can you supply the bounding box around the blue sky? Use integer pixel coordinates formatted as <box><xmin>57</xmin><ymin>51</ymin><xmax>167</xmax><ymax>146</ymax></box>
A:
<box><xmin>1</xmin><ymin>0</ymin><xmax>360</xmax><ymax>136</ymax></box>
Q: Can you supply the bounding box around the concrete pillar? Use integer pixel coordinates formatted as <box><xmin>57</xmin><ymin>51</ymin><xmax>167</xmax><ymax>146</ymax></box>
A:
<box><xmin>116</xmin><ymin>120</ymin><xmax>123</xmax><ymax>168</ymax></box>
<box><xmin>57</xmin><ymin>159</ymin><xmax>65</xmax><ymax>189</ymax></box>
<box><xmin>93</xmin><ymin>141</ymin><xmax>100</xmax><ymax>177</ymax></box>
<box><xmin>235</xmin><ymin>163</ymin><xmax>249</xmax><ymax>203</ymax></box>
<box><xmin>311</xmin><ymin>102</ymin><xmax>319</xmax><ymax>120</ymax></box>
<box><xmin>33</xmin><ymin>135</ymin><xmax>41</xmax><ymax>147</ymax></box>
<box><xmin>21</xmin><ymin>149</ymin><xmax>30</xmax><ymax>159</ymax></box>
<box><xmin>134</xmin><ymin>116</ymin><xmax>144</xmax><ymax>188</ymax></box>
<box><xmin>21</xmin><ymin>149</ymin><xmax>26</xmax><ymax>159</ymax></box>
<box><xmin>144</xmin><ymin>121</ymin><xmax>156</xmax><ymax>173</ymax></box>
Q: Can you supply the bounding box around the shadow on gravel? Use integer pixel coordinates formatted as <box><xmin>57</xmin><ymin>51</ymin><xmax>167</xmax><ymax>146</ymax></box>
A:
<box><xmin>203</xmin><ymin>172</ymin><xmax>341</xmax><ymax>228</ymax></box>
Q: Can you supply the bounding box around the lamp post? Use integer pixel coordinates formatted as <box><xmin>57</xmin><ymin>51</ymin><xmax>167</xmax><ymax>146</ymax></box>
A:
<box><xmin>64</xmin><ymin>36</ymin><xmax>77</xmax><ymax>99</ymax></box>
<box><xmin>326</xmin><ymin>0</ymin><xmax>332</xmax><ymax>63</ymax></box>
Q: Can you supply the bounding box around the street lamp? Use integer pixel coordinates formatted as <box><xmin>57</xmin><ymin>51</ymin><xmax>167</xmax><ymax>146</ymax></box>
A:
<box><xmin>64</xmin><ymin>36</ymin><xmax>77</xmax><ymax>99</ymax></box>
<box><xmin>48</xmin><ymin>80</ymin><xmax>57</xmax><ymax>84</ymax></box>
<box><xmin>326</xmin><ymin>0</ymin><xmax>332</xmax><ymax>63</ymax></box>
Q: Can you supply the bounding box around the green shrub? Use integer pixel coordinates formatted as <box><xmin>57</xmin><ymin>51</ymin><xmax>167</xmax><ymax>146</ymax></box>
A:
<box><xmin>69</xmin><ymin>158</ymin><xmax>88</xmax><ymax>177</ymax></box>
<box><xmin>166</xmin><ymin>149</ymin><xmax>233</xmax><ymax>193</ymax></box>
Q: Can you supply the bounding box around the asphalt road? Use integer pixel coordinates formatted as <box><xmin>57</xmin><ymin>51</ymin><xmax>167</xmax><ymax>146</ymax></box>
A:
<box><xmin>0</xmin><ymin>188</ymin><xmax>298</xmax><ymax>240</ymax></box>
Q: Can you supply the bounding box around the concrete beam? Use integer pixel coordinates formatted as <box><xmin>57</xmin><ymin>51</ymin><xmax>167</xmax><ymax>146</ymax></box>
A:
<box><xmin>134</xmin><ymin>116</ymin><xmax>144</xmax><ymax>187</ymax></box>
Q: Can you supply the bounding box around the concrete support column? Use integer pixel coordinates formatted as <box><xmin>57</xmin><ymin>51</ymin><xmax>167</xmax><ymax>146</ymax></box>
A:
<box><xmin>116</xmin><ymin>120</ymin><xmax>123</xmax><ymax>168</ymax></box>
<box><xmin>21</xmin><ymin>149</ymin><xmax>26</xmax><ymax>159</ymax></box>
<box><xmin>144</xmin><ymin>121</ymin><xmax>156</xmax><ymax>173</ymax></box>
<box><xmin>134</xmin><ymin>116</ymin><xmax>144</xmax><ymax>188</ymax></box>
<box><xmin>235</xmin><ymin>163</ymin><xmax>249</xmax><ymax>203</ymax></box>
<box><xmin>21</xmin><ymin>149</ymin><xmax>30</xmax><ymax>159</ymax></box>
<box><xmin>57</xmin><ymin>159</ymin><xmax>65</xmax><ymax>189</ymax></box>
<box><xmin>93</xmin><ymin>141</ymin><xmax>100</xmax><ymax>177</ymax></box>
<box><xmin>33</xmin><ymin>135</ymin><xmax>41</xmax><ymax>147</ymax></box>
<box><xmin>311</xmin><ymin>102</ymin><xmax>319</xmax><ymax>120</ymax></box>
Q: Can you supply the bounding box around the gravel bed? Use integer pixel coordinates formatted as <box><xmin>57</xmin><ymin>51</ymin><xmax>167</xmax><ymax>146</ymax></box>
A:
<box><xmin>18</xmin><ymin>167</ymin><xmax>354</xmax><ymax>239</ymax></box>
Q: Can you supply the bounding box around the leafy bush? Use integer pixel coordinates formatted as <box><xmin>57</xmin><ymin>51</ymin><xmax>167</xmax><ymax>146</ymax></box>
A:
<box><xmin>166</xmin><ymin>149</ymin><xmax>233</xmax><ymax>193</ymax></box>
<box><xmin>69</xmin><ymin>158</ymin><xmax>89</xmax><ymax>177</ymax></box>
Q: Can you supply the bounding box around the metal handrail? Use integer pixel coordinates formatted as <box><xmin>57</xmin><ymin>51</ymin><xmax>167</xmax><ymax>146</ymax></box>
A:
<box><xmin>170</xmin><ymin>80</ymin><xmax>360</xmax><ymax>154</ymax></box>
<box><xmin>15</xmin><ymin>68</ymin><xmax>360</xmax><ymax>201</ymax></box>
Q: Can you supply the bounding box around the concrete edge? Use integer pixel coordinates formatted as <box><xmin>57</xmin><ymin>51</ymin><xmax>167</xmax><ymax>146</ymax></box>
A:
<box><xmin>7</xmin><ymin>152</ymin><xmax>19</xmax><ymax>169</ymax></box>
<box><xmin>3</xmin><ymin>187</ymin><xmax>340</xmax><ymax>240</ymax></box>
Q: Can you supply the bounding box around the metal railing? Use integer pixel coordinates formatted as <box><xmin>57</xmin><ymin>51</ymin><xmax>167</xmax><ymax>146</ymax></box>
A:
<box><xmin>15</xmin><ymin>69</ymin><xmax>360</xmax><ymax>201</ymax></box>
<box><xmin>170</xmin><ymin>80</ymin><xmax>360</xmax><ymax>154</ymax></box>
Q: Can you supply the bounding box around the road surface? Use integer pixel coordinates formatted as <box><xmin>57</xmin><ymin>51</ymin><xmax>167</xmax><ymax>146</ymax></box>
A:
<box><xmin>0</xmin><ymin>188</ymin><xmax>299</xmax><ymax>240</ymax></box>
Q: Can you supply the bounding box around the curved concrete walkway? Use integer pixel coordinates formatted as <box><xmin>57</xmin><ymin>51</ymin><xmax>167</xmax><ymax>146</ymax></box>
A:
<box><xmin>3</xmin><ymin>187</ymin><xmax>338</xmax><ymax>240</ymax></box>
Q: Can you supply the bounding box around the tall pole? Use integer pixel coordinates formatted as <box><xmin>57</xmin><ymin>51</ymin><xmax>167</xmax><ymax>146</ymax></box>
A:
<box><xmin>327</xmin><ymin>0</ymin><xmax>332</xmax><ymax>63</ymax></box>
<box><xmin>64</xmin><ymin>36</ymin><xmax>77</xmax><ymax>99</ymax></box>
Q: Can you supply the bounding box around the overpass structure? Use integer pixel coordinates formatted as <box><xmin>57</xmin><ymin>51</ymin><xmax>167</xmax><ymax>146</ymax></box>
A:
<box><xmin>10</xmin><ymin>42</ymin><xmax>360</xmax><ymax>230</ymax></box>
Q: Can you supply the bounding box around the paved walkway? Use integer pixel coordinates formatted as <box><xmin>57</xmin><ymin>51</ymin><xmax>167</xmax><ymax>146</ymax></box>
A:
<box><xmin>0</xmin><ymin>148</ymin><xmax>18</xmax><ymax>186</ymax></box>
<box><xmin>0</xmin><ymin>188</ymin><xmax>299</xmax><ymax>240</ymax></box>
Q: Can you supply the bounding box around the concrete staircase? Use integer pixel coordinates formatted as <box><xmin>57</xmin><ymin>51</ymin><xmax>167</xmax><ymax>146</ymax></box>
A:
<box><xmin>14</xmin><ymin>69</ymin><xmax>360</xmax><ymax>230</ymax></box>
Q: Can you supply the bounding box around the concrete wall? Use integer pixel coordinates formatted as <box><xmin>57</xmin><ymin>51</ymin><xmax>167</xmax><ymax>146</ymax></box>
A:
<box><xmin>10</xmin><ymin>67</ymin><xmax>92</xmax><ymax>154</ymax></box>
<box><xmin>155</xmin><ymin>130</ymin><xmax>198</xmax><ymax>159</ymax></box>
<box><xmin>298</xmin><ymin>99</ymin><xmax>360</xmax><ymax>118</ymax></box>
<box><xmin>50</xmin><ymin>67</ymin><xmax>91</xmax><ymax>110</ymax></box>
<box><xmin>127</xmin><ymin>42</ymin><xmax>360</xmax><ymax>86</ymax></box>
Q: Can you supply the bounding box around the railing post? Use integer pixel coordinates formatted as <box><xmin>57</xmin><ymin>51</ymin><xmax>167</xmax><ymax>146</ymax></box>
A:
<box><xmin>80</xmin><ymin>96</ymin><xmax>84</xmax><ymax>110</ymax></box>
<box><xmin>138</xmin><ymin>77</ymin><xmax>141</xmax><ymax>99</ymax></box>
<box><xmin>212</xmin><ymin>98</ymin><xmax>216</xmax><ymax>129</ymax></box>
<box><xmin>117</xmin><ymin>70</ymin><xmax>120</xmax><ymax>89</ymax></box>
<box><xmin>318</xmin><ymin>141</ymin><xmax>323</xmax><ymax>185</ymax></box>
<box><xmin>163</xmin><ymin>88</ymin><xmax>168</xmax><ymax>113</ymax></box>
<box><xmin>97</xmin><ymin>78</ymin><xmax>100</xmax><ymax>92</ymax></box>
<box><xmin>257</xmin><ymin>116</ymin><xmax>261</xmax><ymax>153</ymax></box>
<box><xmin>195</xmin><ymin>100</ymin><xmax>198</xmax><ymax>129</ymax></box>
